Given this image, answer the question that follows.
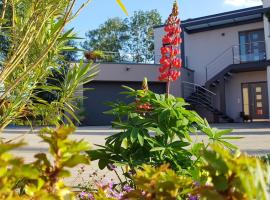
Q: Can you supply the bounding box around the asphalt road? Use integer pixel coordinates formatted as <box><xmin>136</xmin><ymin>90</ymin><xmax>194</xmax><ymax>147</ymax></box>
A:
<box><xmin>2</xmin><ymin>123</ymin><xmax>270</xmax><ymax>186</ymax></box>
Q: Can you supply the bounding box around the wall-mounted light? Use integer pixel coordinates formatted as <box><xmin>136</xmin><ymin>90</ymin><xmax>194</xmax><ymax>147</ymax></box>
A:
<box><xmin>221</xmin><ymin>33</ymin><xmax>225</xmax><ymax>36</ymax></box>
<box><xmin>126</xmin><ymin>66</ymin><xmax>131</xmax><ymax>71</ymax></box>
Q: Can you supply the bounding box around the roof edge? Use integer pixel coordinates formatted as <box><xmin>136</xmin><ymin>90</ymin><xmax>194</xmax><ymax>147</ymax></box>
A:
<box><xmin>154</xmin><ymin>5</ymin><xmax>263</xmax><ymax>29</ymax></box>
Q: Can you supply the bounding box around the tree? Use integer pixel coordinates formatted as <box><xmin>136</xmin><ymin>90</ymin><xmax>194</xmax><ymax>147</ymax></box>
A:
<box><xmin>82</xmin><ymin>10</ymin><xmax>162</xmax><ymax>63</ymax></box>
<box><xmin>82</xmin><ymin>17</ymin><xmax>129</xmax><ymax>54</ymax></box>
<box><xmin>127</xmin><ymin>10</ymin><xmax>162</xmax><ymax>63</ymax></box>
<box><xmin>62</xmin><ymin>39</ymin><xmax>79</xmax><ymax>62</ymax></box>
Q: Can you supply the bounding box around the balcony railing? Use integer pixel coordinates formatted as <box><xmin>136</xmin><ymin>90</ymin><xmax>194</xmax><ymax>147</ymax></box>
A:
<box><xmin>205</xmin><ymin>41</ymin><xmax>266</xmax><ymax>82</ymax></box>
<box><xmin>233</xmin><ymin>41</ymin><xmax>266</xmax><ymax>64</ymax></box>
<box><xmin>86</xmin><ymin>51</ymin><xmax>155</xmax><ymax>64</ymax></box>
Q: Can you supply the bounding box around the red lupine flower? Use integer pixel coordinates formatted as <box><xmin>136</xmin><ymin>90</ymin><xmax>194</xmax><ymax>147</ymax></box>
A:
<box><xmin>171</xmin><ymin>48</ymin><xmax>180</xmax><ymax>56</ymax></box>
<box><xmin>158</xmin><ymin>1</ymin><xmax>182</xmax><ymax>87</ymax></box>
<box><xmin>159</xmin><ymin>66</ymin><xmax>166</xmax><ymax>73</ymax></box>
<box><xmin>160</xmin><ymin>56</ymin><xmax>171</xmax><ymax>67</ymax></box>
<box><xmin>161</xmin><ymin>46</ymin><xmax>171</xmax><ymax>54</ymax></box>
<box><xmin>172</xmin><ymin>37</ymin><xmax>182</xmax><ymax>45</ymax></box>
<box><xmin>172</xmin><ymin>58</ymin><xmax>182</xmax><ymax>68</ymax></box>
<box><xmin>162</xmin><ymin>35</ymin><xmax>173</xmax><ymax>44</ymax></box>
<box><xmin>136</xmin><ymin>78</ymin><xmax>153</xmax><ymax>114</ymax></box>
<box><xmin>175</xmin><ymin>27</ymin><xmax>182</xmax><ymax>34</ymax></box>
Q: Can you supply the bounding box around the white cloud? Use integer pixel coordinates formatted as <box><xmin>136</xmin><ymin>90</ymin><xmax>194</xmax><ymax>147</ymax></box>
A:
<box><xmin>224</xmin><ymin>0</ymin><xmax>262</xmax><ymax>7</ymax></box>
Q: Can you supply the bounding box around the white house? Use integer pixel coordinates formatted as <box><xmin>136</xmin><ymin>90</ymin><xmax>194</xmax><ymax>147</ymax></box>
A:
<box><xmin>154</xmin><ymin>1</ymin><xmax>270</xmax><ymax>123</ymax></box>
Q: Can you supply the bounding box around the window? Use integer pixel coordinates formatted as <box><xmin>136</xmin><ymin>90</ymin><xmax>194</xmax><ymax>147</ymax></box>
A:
<box><xmin>239</xmin><ymin>29</ymin><xmax>265</xmax><ymax>63</ymax></box>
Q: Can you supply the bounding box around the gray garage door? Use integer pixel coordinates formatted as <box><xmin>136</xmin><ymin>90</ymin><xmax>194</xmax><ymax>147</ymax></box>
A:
<box><xmin>82</xmin><ymin>81</ymin><xmax>166</xmax><ymax>126</ymax></box>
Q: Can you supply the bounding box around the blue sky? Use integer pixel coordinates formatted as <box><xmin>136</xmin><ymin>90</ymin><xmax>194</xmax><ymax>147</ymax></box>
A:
<box><xmin>68</xmin><ymin>0</ymin><xmax>262</xmax><ymax>38</ymax></box>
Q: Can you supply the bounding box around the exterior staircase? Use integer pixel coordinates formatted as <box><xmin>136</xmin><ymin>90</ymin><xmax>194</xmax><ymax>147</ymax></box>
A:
<box><xmin>182</xmin><ymin>81</ymin><xmax>234</xmax><ymax>123</ymax></box>
<box><xmin>182</xmin><ymin>41</ymin><xmax>267</xmax><ymax>123</ymax></box>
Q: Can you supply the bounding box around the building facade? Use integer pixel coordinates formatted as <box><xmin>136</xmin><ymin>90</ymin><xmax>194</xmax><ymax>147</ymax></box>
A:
<box><xmin>82</xmin><ymin>1</ymin><xmax>270</xmax><ymax>125</ymax></box>
<box><xmin>154</xmin><ymin>1</ymin><xmax>270</xmax><ymax>123</ymax></box>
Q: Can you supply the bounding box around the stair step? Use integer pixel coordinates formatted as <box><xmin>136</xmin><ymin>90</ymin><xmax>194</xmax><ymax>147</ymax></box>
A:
<box><xmin>184</xmin><ymin>85</ymin><xmax>234</xmax><ymax>123</ymax></box>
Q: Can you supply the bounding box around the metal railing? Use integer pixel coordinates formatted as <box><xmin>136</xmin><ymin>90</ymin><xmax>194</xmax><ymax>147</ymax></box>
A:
<box><xmin>205</xmin><ymin>41</ymin><xmax>266</xmax><ymax>82</ymax></box>
<box><xmin>92</xmin><ymin>51</ymin><xmax>155</xmax><ymax>64</ymax></box>
<box><xmin>233</xmin><ymin>41</ymin><xmax>266</xmax><ymax>64</ymax></box>
<box><xmin>182</xmin><ymin>81</ymin><xmax>216</xmax><ymax>108</ymax></box>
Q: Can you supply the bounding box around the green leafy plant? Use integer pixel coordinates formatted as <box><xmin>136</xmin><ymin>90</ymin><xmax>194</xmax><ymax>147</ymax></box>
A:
<box><xmin>0</xmin><ymin>0</ymin><xmax>130</xmax><ymax>199</ymax></box>
<box><xmin>0</xmin><ymin>126</ymin><xmax>91</xmax><ymax>199</ymax></box>
<box><xmin>0</xmin><ymin>0</ymin><xmax>92</xmax><ymax>130</ymax></box>
<box><xmin>0</xmin><ymin>0</ymin><xmax>128</xmax><ymax>131</ymax></box>
<box><xmin>88</xmin><ymin>81</ymin><xmax>239</xmax><ymax>176</ymax></box>
<box><xmin>195</xmin><ymin>144</ymin><xmax>270</xmax><ymax>200</ymax></box>
<box><xmin>124</xmin><ymin>164</ymin><xmax>194</xmax><ymax>200</ymax></box>
<box><xmin>85</xmin><ymin>50</ymin><xmax>105</xmax><ymax>62</ymax></box>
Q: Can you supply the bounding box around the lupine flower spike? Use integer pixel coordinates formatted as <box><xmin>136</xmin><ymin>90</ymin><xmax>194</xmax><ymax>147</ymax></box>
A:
<box><xmin>159</xmin><ymin>1</ymin><xmax>182</xmax><ymax>95</ymax></box>
<box><xmin>136</xmin><ymin>78</ymin><xmax>152</xmax><ymax>113</ymax></box>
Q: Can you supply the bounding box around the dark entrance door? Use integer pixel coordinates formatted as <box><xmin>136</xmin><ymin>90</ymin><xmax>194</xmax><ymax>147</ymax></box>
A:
<box><xmin>82</xmin><ymin>81</ymin><xmax>166</xmax><ymax>126</ymax></box>
<box><xmin>242</xmin><ymin>82</ymin><xmax>269</xmax><ymax>120</ymax></box>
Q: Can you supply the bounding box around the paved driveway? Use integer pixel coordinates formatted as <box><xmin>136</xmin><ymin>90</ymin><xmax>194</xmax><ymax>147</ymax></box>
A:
<box><xmin>2</xmin><ymin>123</ymin><xmax>270</xmax><ymax>186</ymax></box>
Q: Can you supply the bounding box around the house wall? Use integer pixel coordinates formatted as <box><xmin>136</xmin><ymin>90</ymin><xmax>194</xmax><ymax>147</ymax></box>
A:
<box><xmin>264</xmin><ymin>0</ymin><xmax>270</xmax><ymax>8</ymax></box>
<box><xmin>93</xmin><ymin>62</ymin><xmax>182</xmax><ymax>97</ymax></box>
<box><xmin>154</xmin><ymin>26</ymin><xmax>164</xmax><ymax>64</ymax></box>
<box><xmin>73</xmin><ymin>62</ymin><xmax>193</xmax><ymax>98</ymax></box>
<box><xmin>154</xmin><ymin>22</ymin><xmax>264</xmax><ymax>86</ymax></box>
<box><xmin>184</xmin><ymin>22</ymin><xmax>264</xmax><ymax>85</ymax></box>
<box><xmin>225</xmin><ymin>71</ymin><xmax>267</xmax><ymax>122</ymax></box>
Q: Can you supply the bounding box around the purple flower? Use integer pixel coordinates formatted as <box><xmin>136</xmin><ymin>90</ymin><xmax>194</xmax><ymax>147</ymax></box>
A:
<box><xmin>109</xmin><ymin>181</ymin><xmax>115</xmax><ymax>189</ymax></box>
<box><xmin>79</xmin><ymin>191</ymin><xmax>94</xmax><ymax>200</ymax></box>
<box><xmin>123</xmin><ymin>185</ymin><xmax>133</xmax><ymax>192</ymax></box>
<box><xmin>189</xmin><ymin>195</ymin><xmax>199</xmax><ymax>200</ymax></box>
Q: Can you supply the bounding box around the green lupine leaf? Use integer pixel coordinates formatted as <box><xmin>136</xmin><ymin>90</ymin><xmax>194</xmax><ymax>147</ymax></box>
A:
<box><xmin>138</xmin><ymin>132</ymin><xmax>144</xmax><ymax>146</ymax></box>
<box><xmin>121</xmin><ymin>137</ymin><xmax>128</xmax><ymax>149</ymax></box>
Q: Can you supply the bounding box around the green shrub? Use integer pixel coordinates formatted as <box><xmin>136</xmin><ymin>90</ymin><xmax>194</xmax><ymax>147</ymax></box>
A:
<box><xmin>124</xmin><ymin>164</ymin><xmax>194</xmax><ymax>200</ymax></box>
<box><xmin>0</xmin><ymin>126</ymin><xmax>91</xmax><ymax>199</ymax></box>
<box><xmin>195</xmin><ymin>144</ymin><xmax>270</xmax><ymax>200</ymax></box>
<box><xmin>88</xmin><ymin>82</ymin><xmax>239</xmax><ymax>177</ymax></box>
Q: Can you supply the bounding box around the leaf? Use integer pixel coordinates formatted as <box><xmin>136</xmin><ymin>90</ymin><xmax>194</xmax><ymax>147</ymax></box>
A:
<box><xmin>130</xmin><ymin>128</ymin><xmax>137</xmax><ymax>143</ymax></box>
<box><xmin>58</xmin><ymin>169</ymin><xmax>71</xmax><ymax>178</ymax></box>
<box><xmin>87</xmin><ymin>150</ymin><xmax>107</xmax><ymax>161</ymax></box>
<box><xmin>62</xmin><ymin>155</ymin><xmax>89</xmax><ymax>168</ymax></box>
<box><xmin>56</xmin><ymin>126</ymin><xmax>76</xmax><ymax>139</ymax></box>
<box><xmin>150</xmin><ymin>147</ymin><xmax>165</xmax><ymax>152</ymax></box>
<box><xmin>147</xmin><ymin>127</ymin><xmax>163</xmax><ymax>136</ymax></box>
<box><xmin>0</xmin><ymin>141</ymin><xmax>26</xmax><ymax>154</ymax></box>
<box><xmin>121</xmin><ymin>137</ymin><xmax>128</xmax><ymax>149</ymax></box>
<box><xmin>215</xmin><ymin>129</ymin><xmax>233</xmax><ymax>138</ymax></box>
<box><xmin>98</xmin><ymin>159</ymin><xmax>109</xmax><ymax>170</ymax></box>
<box><xmin>138</xmin><ymin>132</ymin><xmax>144</xmax><ymax>146</ymax></box>
<box><xmin>116</xmin><ymin>0</ymin><xmax>128</xmax><ymax>15</ymax></box>
<box><xmin>221</xmin><ymin>136</ymin><xmax>243</xmax><ymax>140</ymax></box>
<box><xmin>203</xmin><ymin>150</ymin><xmax>228</xmax><ymax>173</ymax></box>
<box><xmin>191</xmin><ymin>143</ymin><xmax>205</xmax><ymax>156</ymax></box>
<box><xmin>212</xmin><ymin>175</ymin><xmax>228</xmax><ymax>191</ymax></box>
<box><xmin>218</xmin><ymin>140</ymin><xmax>238</xmax><ymax>150</ymax></box>
<box><xmin>66</xmin><ymin>140</ymin><xmax>91</xmax><ymax>153</ymax></box>
<box><xmin>17</xmin><ymin>165</ymin><xmax>40</xmax><ymax>179</ymax></box>
<box><xmin>169</xmin><ymin>141</ymin><xmax>190</xmax><ymax>148</ymax></box>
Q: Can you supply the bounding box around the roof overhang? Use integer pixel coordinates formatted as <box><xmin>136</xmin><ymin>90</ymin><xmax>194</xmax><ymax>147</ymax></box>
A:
<box><xmin>183</xmin><ymin>6</ymin><xmax>263</xmax><ymax>34</ymax></box>
<box><xmin>154</xmin><ymin>6</ymin><xmax>264</xmax><ymax>34</ymax></box>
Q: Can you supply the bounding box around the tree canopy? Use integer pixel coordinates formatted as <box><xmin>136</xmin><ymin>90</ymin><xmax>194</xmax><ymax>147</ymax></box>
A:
<box><xmin>82</xmin><ymin>17</ymin><xmax>129</xmax><ymax>53</ymax></box>
<box><xmin>82</xmin><ymin>10</ymin><xmax>162</xmax><ymax>63</ymax></box>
